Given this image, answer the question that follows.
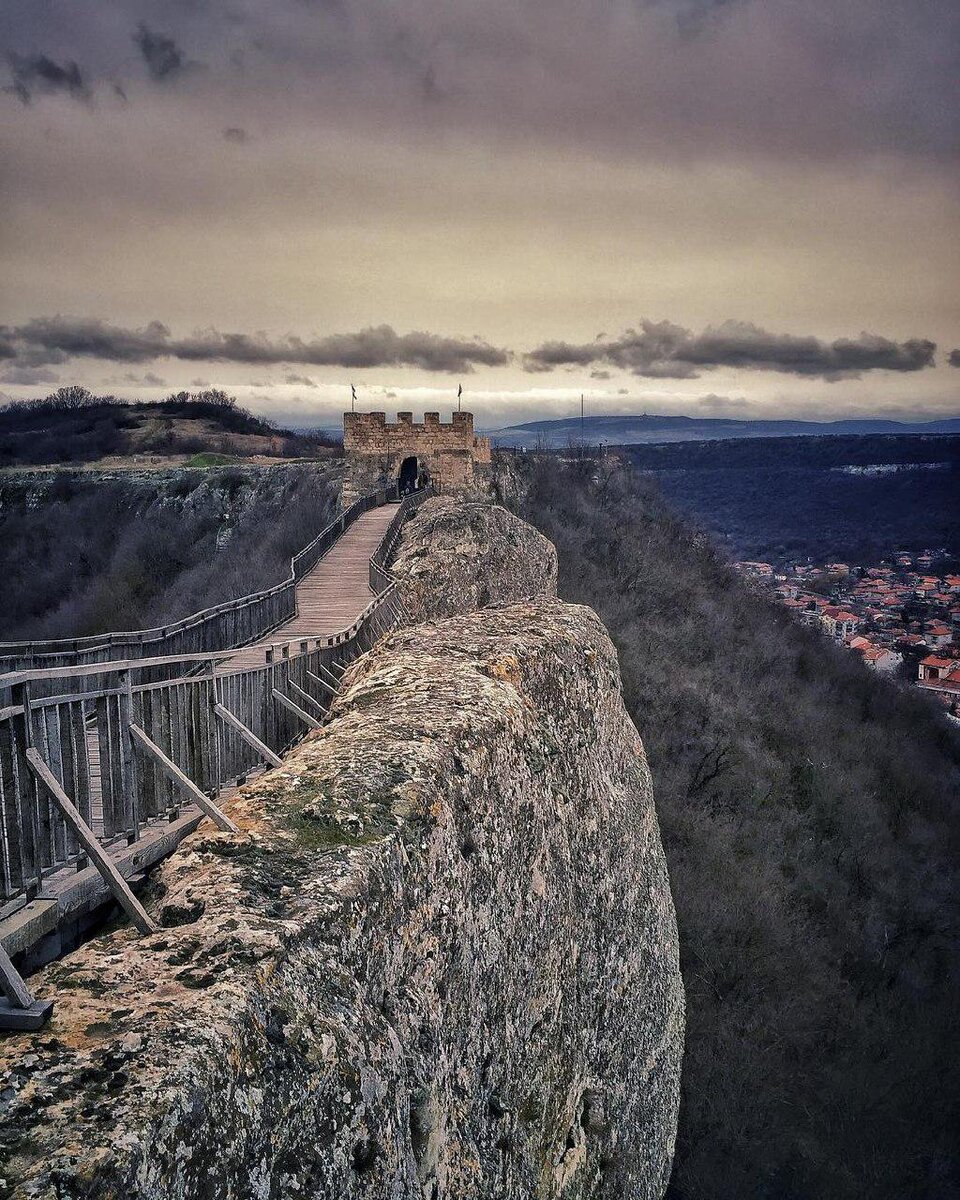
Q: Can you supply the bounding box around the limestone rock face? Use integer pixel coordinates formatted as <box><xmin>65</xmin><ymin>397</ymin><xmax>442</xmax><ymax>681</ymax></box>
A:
<box><xmin>391</xmin><ymin>495</ymin><xmax>558</xmax><ymax>622</ymax></box>
<box><xmin>0</xmin><ymin>517</ymin><xmax>682</xmax><ymax>1200</ymax></box>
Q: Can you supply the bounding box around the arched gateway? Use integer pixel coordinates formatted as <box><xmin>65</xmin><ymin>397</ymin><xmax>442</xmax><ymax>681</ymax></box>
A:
<box><xmin>398</xmin><ymin>455</ymin><xmax>420</xmax><ymax>495</ymax></box>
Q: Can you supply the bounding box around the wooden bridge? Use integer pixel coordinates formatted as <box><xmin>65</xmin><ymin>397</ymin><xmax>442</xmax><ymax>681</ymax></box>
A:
<box><xmin>216</xmin><ymin>503</ymin><xmax>399</xmax><ymax>674</ymax></box>
<box><xmin>0</xmin><ymin>487</ymin><xmax>430</xmax><ymax>1029</ymax></box>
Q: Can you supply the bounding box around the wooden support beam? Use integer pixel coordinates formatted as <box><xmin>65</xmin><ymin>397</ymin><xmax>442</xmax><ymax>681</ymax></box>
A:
<box><xmin>0</xmin><ymin>943</ymin><xmax>34</xmax><ymax>1007</ymax></box>
<box><xmin>306</xmin><ymin>669</ymin><xmax>338</xmax><ymax>696</ymax></box>
<box><xmin>271</xmin><ymin>689</ymin><xmax>320</xmax><ymax>730</ymax></box>
<box><xmin>286</xmin><ymin>677</ymin><xmax>326</xmax><ymax>719</ymax></box>
<box><xmin>129</xmin><ymin>724</ymin><xmax>238</xmax><ymax>834</ymax></box>
<box><xmin>314</xmin><ymin>661</ymin><xmax>342</xmax><ymax>690</ymax></box>
<box><xmin>0</xmin><ymin>944</ymin><xmax>53</xmax><ymax>1031</ymax></box>
<box><xmin>1</xmin><ymin>650</ymin><xmax>235</xmax><ymax>689</ymax></box>
<box><xmin>25</xmin><ymin>747</ymin><xmax>158</xmax><ymax>936</ymax></box>
<box><xmin>214</xmin><ymin>703</ymin><xmax>283</xmax><ymax>768</ymax></box>
<box><xmin>1</xmin><ymin>898</ymin><xmax>58</xmax><ymax>957</ymax></box>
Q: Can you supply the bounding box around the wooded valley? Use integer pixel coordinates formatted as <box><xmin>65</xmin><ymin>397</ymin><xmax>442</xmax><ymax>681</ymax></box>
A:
<box><xmin>509</xmin><ymin>456</ymin><xmax>960</xmax><ymax>1199</ymax></box>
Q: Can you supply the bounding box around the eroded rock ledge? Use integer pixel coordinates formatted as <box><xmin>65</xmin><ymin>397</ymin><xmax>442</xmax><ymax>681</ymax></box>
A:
<box><xmin>391</xmin><ymin>495</ymin><xmax>558</xmax><ymax>622</ymax></box>
<box><xmin>0</xmin><ymin>508</ymin><xmax>683</xmax><ymax>1200</ymax></box>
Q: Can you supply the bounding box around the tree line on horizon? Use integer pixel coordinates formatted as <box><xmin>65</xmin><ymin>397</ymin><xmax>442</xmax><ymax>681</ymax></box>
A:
<box><xmin>0</xmin><ymin>386</ymin><xmax>338</xmax><ymax>466</ymax></box>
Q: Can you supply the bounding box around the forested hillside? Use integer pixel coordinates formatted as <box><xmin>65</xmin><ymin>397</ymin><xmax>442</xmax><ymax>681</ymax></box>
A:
<box><xmin>506</xmin><ymin>455</ymin><xmax>960</xmax><ymax>1199</ymax></box>
<box><xmin>0</xmin><ymin>465</ymin><xmax>340</xmax><ymax>641</ymax></box>
<box><xmin>621</xmin><ymin>435</ymin><xmax>960</xmax><ymax>564</ymax></box>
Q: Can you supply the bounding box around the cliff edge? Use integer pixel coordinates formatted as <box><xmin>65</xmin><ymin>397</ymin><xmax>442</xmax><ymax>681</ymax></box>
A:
<box><xmin>389</xmin><ymin>494</ymin><xmax>558</xmax><ymax>623</ymax></box>
<box><xmin>0</xmin><ymin>503</ymin><xmax>683</xmax><ymax>1200</ymax></box>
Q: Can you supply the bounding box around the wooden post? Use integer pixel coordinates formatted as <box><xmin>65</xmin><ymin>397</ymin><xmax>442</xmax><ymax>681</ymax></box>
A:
<box><xmin>213</xmin><ymin>703</ymin><xmax>283</xmax><ymax>768</ymax></box>
<box><xmin>129</xmin><ymin>724</ymin><xmax>238</xmax><ymax>834</ymax></box>
<box><xmin>11</xmin><ymin>682</ymin><xmax>41</xmax><ymax>896</ymax></box>
<box><xmin>206</xmin><ymin>660</ymin><xmax>221</xmax><ymax>797</ymax></box>
<box><xmin>118</xmin><ymin>668</ymin><xmax>139</xmax><ymax>842</ymax></box>
<box><xmin>25</xmin><ymin>748</ymin><xmax>158</xmax><ymax>935</ymax></box>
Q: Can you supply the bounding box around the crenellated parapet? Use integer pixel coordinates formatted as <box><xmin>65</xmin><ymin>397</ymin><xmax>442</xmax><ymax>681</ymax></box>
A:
<box><xmin>342</xmin><ymin>410</ymin><xmax>491</xmax><ymax>505</ymax></box>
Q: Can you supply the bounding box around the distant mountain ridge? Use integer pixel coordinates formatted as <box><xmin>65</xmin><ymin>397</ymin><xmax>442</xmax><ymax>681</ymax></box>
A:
<box><xmin>486</xmin><ymin>412</ymin><xmax>960</xmax><ymax>447</ymax></box>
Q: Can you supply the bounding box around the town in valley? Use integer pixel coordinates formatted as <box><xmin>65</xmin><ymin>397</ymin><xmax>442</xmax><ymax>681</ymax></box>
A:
<box><xmin>735</xmin><ymin>553</ymin><xmax>960</xmax><ymax>715</ymax></box>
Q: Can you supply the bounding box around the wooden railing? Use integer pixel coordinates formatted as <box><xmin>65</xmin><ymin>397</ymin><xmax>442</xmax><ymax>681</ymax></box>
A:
<box><xmin>0</xmin><ymin>487</ymin><xmax>433</xmax><ymax>1029</ymax></box>
<box><xmin>0</xmin><ymin>488</ymin><xmax>394</xmax><ymax>696</ymax></box>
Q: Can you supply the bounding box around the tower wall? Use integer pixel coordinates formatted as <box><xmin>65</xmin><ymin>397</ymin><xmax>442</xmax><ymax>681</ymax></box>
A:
<box><xmin>342</xmin><ymin>411</ymin><xmax>491</xmax><ymax>506</ymax></box>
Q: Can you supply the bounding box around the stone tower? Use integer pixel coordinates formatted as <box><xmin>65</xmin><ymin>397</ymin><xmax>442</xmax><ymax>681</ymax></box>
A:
<box><xmin>342</xmin><ymin>411</ymin><xmax>491</xmax><ymax>506</ymax></box>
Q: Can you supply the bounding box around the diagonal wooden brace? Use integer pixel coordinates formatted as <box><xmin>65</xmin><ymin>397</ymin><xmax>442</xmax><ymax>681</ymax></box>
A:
<box><xmin>271</xmin><ymin>689</ymin><xmax>320</xmax><ymax>730</ymax></box>
<box><xmin>314</xmin><ymin>661</ymin><xmax>342</xmax><ymax>690</ymax></box>
<box><xmin>214</xmin><ymin>703</ymin><xmax>283</xmax><ymax>768</ymax></box>
<box><xmin>0</xmin><ymin>944</ymin><xmax>54</xmax><ymax>1031</ymax></box>
<box><xmin>306</xmin><ymin>669</ymin><xmax>338</xmax><ymax>696</ymax></box>
<box><xmin>26</xmin><ymin>748</ymin><xmax>158</xmax><ymax>936</ymax></box>
<box><xmin>129</xmin><ymin>724</ymin><xmax>238</xmax><ymax>834</ymax></box>
<box><xmin>286</xmin><ymin>677</ymin><xmax>327</xmax><ymax>719</ymax></box>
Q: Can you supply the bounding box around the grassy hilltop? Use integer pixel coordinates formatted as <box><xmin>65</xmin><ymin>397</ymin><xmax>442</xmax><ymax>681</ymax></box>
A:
<box><xmin>0</xmin><ymin>386</ymin><xmax>337</xmax><ymax>470</ymax></box>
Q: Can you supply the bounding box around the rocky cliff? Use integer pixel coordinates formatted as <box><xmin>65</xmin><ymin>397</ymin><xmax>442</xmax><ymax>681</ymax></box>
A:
<box><xmin>390</xmin><ymin>495</ymin><xmax>558</xmax><ymax>623</ymax></box>
<box><xmin>0</xmin><ymin>502</ymin><xmax>683</xmax><ymax>1200</ymax></box>
<box><xmin>0</xmin><ymin>465</ymin><xmax>340</xmax><ymax>642</ymax></box>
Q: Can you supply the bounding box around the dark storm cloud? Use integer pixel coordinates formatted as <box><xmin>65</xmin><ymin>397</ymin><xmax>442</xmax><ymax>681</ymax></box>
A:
<box><xmin>2</xmin><ymin>317</ymin><xmax>510</xmax><ymax>374</ymax></box>
<box><xmin>949</xmin><ymin>350</ymin><xmax>960</xmax><ymax>367</ymax></box>
<box><xmin>4</xmin><ymin>315</ymin><xmax>942</xmax><ymax>382</ymax></box>
<box><xmin>524</xmin><ymin>320</ymin><xmax>937</xmax><ymax>380</ymax></box>
<box><xmin>3</xmin><ymin>318</ymin><xmax>172</xmax><ymax>363</ymax></box>
<box><xmin>2</xmin><ymin>0</ymin><xmax>956</xmax><ymax>161</ymax></box>
<box><xmin>133</xmin><ymin>24</ymin><xmax>187</xmax><ymax>82</ymax></box>
<box><xmin>5</xmin><ymin>54</ymin><xmax>90</xmax><ymax>105</ymax></box>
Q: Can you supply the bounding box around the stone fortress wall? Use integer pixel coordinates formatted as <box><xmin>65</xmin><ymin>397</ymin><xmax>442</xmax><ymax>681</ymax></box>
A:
<box><xmin>342</xmin><ymin>410</ymin><xmax>491</xmax><ymax>505</ymax></box>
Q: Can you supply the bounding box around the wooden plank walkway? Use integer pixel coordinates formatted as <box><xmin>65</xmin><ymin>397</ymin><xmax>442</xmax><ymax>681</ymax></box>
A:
<box><xmin>77</xmin><ymin>502</ymin><xmax>398</xmax><ymax>835</ymax></box>
<box><xmin>0</xmin><ymin>498</ymin><xmax>410</xmax><ymax>999</ymax></box>
<box><xmin>215</xmin><ymin>503</ymin><xmax>399</xmax><ymax>675</ymax></box>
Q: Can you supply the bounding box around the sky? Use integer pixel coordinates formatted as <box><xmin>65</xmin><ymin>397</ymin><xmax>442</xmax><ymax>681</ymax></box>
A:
<box><xmin>1</xmin><ymin>0</ymin><xmax>957</xmax><ymax>430</ymax></box>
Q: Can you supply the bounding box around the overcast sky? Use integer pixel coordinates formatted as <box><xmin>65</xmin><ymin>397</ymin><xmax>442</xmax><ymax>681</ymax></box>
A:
<box><xmin>1</xmin><ymin>0</ymin><xmax>957</xmax><ymax>428</ymax></box>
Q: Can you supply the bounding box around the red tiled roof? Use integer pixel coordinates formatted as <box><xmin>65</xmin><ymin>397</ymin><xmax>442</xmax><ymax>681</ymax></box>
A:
<box><xmin>921</xmin><ymin>655</ymin><xmax>955</xmax><ymax>669</ymax></box>
<box><xmin>919</xmin><ymin>676</ymin><xmax>960</xmax><ymax>695</ymax></box>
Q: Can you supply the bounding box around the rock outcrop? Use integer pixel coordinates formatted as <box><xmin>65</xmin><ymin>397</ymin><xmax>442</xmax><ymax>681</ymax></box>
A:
<box><xmin>391</xmin><ymin>495</ymin><xmax>558</xmax><ymax>622</ymax></box>
<box><xmin>0</xmin><ymin>507</ymin><xmax>683</xmax><ymax>1200</ymax></box>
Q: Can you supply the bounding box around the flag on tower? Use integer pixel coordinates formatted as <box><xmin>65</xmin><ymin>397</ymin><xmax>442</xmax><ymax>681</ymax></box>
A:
<box><xmin>457</xmin><ymin>382</ymin><xmax>463</xmax><ymax>411</ymax></box>
<box><xmin>350</xmin><ymin>384</ymin><xmax>356</xmax><ymax>411</ymax></box>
